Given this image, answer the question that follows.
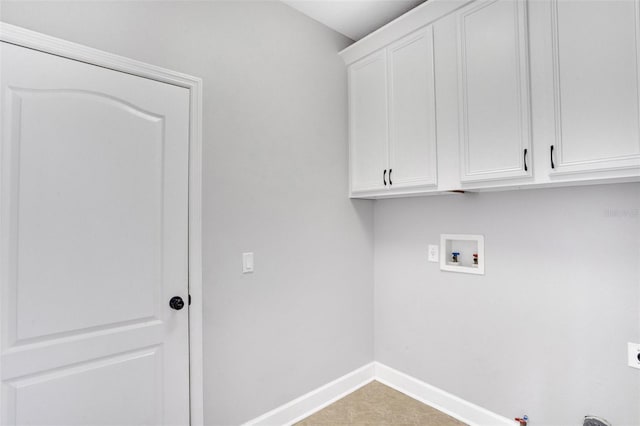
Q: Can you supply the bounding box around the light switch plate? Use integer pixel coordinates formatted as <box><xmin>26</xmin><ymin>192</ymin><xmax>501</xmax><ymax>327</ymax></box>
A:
<box><xmin>242</xmin><ymin>252</ymin><xmax>254</xmax><ymax>274</ymax></box>
<box><xmin>428</xmin><ymin>245</ymin><xmax>439</xmax><ymax>262</ymax></box>
<box><xmin>628</xmin><ymin>342</ymin><xmax>640</xmax><ymax>369</ymax></box>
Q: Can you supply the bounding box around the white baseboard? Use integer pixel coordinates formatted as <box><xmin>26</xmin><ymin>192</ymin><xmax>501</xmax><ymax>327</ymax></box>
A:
<box><xmin>243</xmin><ymin>362</ymin><xmax>376</xmax><ymax>426</ymax></box>
<box><xmin>242</xmin><ymin>361</ymin><xmax>517</xmax><ymax>426</ymax></box>
<box><xmin>374</xmin><ymin>363</ymin><xmax>518</xmax><ymax>426</ymax></box>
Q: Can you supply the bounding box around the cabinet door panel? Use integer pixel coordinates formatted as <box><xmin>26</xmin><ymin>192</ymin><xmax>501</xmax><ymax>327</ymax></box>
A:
<box><xmin>550</xmin><ymin>0</ymin><xmax>640</xmax><ymax>174</ymax></box>
<box><xmin>388</xmin><ymin>27</ymin><xmax>438</xmax><ymax>189</ymax></box>
<box><xmin>349</xmin><ymin>51</ymin><xmax>389</xmax><ymax>193</ymax></box>
<box><xmin>458</xmin><ymin>0</ymin><xmax>532</xmax><ymax>182</ymax></box>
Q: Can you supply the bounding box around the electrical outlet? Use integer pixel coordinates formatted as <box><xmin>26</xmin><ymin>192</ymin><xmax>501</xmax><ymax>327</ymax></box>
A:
<box><xmin>628</xmin><ymin>342</ymin><xmax>640</xmax><ymax>369</ymax></box>
<box><xmin>428</xmin><ymin>245</ymin><xmax>439</xmax><ymax>262</ymax></box>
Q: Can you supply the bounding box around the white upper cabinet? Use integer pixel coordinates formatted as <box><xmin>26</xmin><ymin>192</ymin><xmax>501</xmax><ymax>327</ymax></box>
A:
<box><xmin>348</xmin><ymin>27</ymin><xmax>438</xmax><ymax>197</ymax></box>
<box><xmin>547</xmin><ymin>0</ymin><xmax>640</xmax><ymax>176</ymax></box>
<box><xmin>349</xmin><ymin>50</ymin><xmax>389</xmax><ymax>193</ymax></box>
<box><xmin>456</xmin><ymin>0</ymin><xmax>532</xmax><ymax>183</ymax></box>
<box><xmin>388</xmin><ymin>28</ymin><xmax>438</xmax><ymax>189</ymax></box>
<box><xmin>340</xmin><ymin>0</ymin><xmax>640</xmax><ymax>198</ymax></box>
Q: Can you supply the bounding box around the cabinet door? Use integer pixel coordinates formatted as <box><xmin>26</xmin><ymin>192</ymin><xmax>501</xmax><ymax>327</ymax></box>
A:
<box><xmin>349</xmin><ymin>51</ymin><xmax>389</xmax><ymax>194</ymax></box>
<box><xmin>457</xmin><ymin>0</ymin><xmax>532</xmax><ymax>182</ymax></box>
<box><xmin>548</xmin><ymin>0</ymin><xmax>640</xmax><ymax>175</ymax></box>
<box><xmin>388</xmin><ymin>27</ymin><xmax>438</xmax><ymax>189</ymax></box>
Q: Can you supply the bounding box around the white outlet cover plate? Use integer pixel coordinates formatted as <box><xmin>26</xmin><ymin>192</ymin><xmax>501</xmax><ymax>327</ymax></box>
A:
<box><xmin>628</xmin><ymin>342</ymin><xmax>640</xmax><ymax>369</ymax></box>
<box><xmin>428</xmin><ymin>245</ymin><xmax>439</xmax><ymax>262</ymax></box>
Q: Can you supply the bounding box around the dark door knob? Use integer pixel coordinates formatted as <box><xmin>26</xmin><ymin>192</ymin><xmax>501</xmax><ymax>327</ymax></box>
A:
<box><xmin>169</xmin><ymin>296</ymin><xmax>185</xmax><ymax>310</ymax></box>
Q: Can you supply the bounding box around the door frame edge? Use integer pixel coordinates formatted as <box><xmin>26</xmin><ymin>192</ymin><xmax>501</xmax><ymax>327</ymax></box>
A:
<box><xmin>0</xmin><ymin>21</ymin><xmax>205</xmax><ymax>426</ymax></box>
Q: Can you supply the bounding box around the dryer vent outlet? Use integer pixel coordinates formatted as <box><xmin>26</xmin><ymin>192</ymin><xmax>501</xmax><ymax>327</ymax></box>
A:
<box><xmin>584</xmin><ymin>416</ymin><xmax>611</xmax><ymax>426</ymax></box>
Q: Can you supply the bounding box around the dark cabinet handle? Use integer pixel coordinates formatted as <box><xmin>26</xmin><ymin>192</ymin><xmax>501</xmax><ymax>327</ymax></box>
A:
<box><xmin>389</xmin><ymin>169</ymin><xmax>392</xmax><ymax>185</ymax></box>
<box><xmin>383</xmin><ymin>169</ymin><xmax>387</xmax><ymax>186</ymax></box>
<box><xmin>550</xmin><ymin>145</ymin><xmax>555</xmax><ymax>169</ymax></box>
<box><xmin>523</xmin><ymin>149</ymin><xmax>528</xmax><ymax>172</ymax></box>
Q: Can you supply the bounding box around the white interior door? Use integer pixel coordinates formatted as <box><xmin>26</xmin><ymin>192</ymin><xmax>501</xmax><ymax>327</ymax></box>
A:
<box><xmin>0</xmin><ymin>42</ymin><xmax>190</xmax><ymax>425</ymax></box>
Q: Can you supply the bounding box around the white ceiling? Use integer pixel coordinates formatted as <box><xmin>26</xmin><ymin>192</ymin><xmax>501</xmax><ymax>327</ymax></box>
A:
<box><xmin>281</xmin><ymin>0</ymin><xmax>427</xmax><ymax>41</ymax></box>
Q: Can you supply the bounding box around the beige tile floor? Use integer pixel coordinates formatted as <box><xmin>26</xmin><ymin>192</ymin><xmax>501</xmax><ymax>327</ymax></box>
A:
<box><xmin>295</xmin><ymin>381</ymin><xmax>468</xmax><ymax>426</ymax></box>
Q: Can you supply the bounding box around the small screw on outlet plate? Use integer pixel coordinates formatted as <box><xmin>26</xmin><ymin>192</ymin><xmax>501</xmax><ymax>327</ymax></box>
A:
<box><xmin>628</xmin><ymin>342</ymin><xmax>640</xmax><ymax>369</ymax></box>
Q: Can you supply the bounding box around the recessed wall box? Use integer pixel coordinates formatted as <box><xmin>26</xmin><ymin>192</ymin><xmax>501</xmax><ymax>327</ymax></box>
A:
<box><xmin>440</xmin><ymin>234</ymin><xmax>485</xmax><ymax>275</ymax></box>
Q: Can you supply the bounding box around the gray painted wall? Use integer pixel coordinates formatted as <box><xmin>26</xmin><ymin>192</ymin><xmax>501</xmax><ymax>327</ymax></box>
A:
<box><xmin>3</xmin><ymin>2</ymin><xmax>640</xmax><ymax>426</ymax></box>
<box><xmin>374</xmin><ymin>183</ymin><xmax>640</xmax><ymax>426</ymax></box>
<box><xmin>0</xmin><ymin>2</ymin><xmax>374</xmax><ymax>424</ymax></box>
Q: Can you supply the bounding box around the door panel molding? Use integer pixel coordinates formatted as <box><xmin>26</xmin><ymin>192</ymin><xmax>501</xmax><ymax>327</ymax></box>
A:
<box><xmin>5</xmin><ymin>346</ymin><xmax>162</xmax><ymax>426</ymax></box>
<box><xmin>0</xmin><ymin>22</ymin><xmax>204</xmax><ymax>426</ymax></box>
<box><xmin>9</xmin><ymin>88</ymin><xmax>166</xmax><ymax>122</ymax></box>
<box><xmin>7</xmin><ymin>87</ymin><xmax>165</xmax><ymax>345</ymax></box>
